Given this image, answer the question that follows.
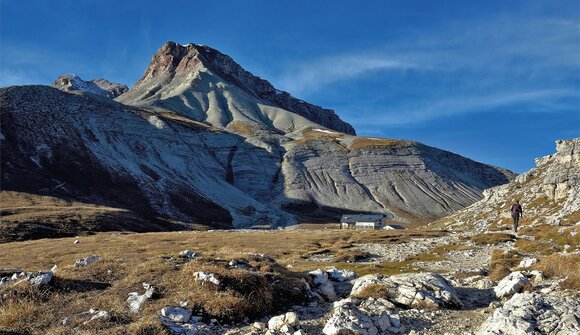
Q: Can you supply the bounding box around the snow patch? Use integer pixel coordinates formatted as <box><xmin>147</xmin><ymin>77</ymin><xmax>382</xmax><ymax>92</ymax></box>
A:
<box><xmin>147</xmin><ymin>115</ymin><xmax>166</xmax><ymax>129</ymax></box>
<box><xmin>312</xmin><ymin>128</ymin><xmax>338</xmax><ymax>134</ymax></box>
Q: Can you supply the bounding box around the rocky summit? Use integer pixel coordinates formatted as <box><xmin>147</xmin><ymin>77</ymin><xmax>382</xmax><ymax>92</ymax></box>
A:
<box><xmin>51</xmin><ymin>74</ymin><xmax>128</xmax><ymax>99</ymax></box>
<box><xmin>0</xmin><ymin>41</ymin><xmax>517</xmax><ymax>240</ymax></box>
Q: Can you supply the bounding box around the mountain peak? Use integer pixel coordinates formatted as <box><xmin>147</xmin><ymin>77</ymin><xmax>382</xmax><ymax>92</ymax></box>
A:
<box><xmin>51</xmin><ymin>74</ymin><xmax>128</xmax><ymax>99</ymax></box>
<box><xmin>120</xmin><ymin>41</ymin><xmax>356</xmax><ymax>135</ymax></box>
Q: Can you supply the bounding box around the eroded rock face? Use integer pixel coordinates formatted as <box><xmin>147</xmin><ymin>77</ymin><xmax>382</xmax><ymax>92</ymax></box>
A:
<box><xmin>478</xmin><ymin>292</ymin><xmax>580</xmax><ymax>335</ymax></box>
<box><xmin>351</xmin><ymin>273</ymin><xmax>463</xmax><ymax>309</ymax></box>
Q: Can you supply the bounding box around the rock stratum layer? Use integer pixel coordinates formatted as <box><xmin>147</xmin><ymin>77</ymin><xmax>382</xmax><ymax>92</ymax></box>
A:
<box><xmin>0</xmin><ymin>41</ymin><xmax>515</xmax><ymax>240</ymax></box>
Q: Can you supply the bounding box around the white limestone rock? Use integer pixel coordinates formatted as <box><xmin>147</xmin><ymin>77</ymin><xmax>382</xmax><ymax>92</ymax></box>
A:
<box><xmin>518</xmin><ymin>258</ymin><xmax>539</xmax><ymax>268</ymax></box>
<box><xmin>323</xmin><ymin>299</ymin><xmax>401</xmax><ymax>335</ymax></box>
<box><xmin>74</xmin><ymin>255</ymin><xmax>102</xmax><ymax>268</ymax></box>
<box><xmin>478</xmin><ymin>292</ymin><xmax>580</xmax><ymax>335</ymax></box>
<box><xmin>350</xmin><ymin>273</ymin><xmax>463</xmax><ymax>308</ymax></box>
<box><xmin>494</xmin><ymin>271</ymin><xmax>530</xmax><ymax>299</ymax></box>
<box><xmin>194</xmin><ymin>272</ymin><xmax>221</xmax><ymax>286</ymax></box>
<box><xmin>160</xmin><ymin>306</ymin><xmax>192</xmax><ymax>323</ymax></box>
<box><xmin>127</xmin><ymin>283</ymin><xmax>155</xmax><ymax>313</ymax></box>
<box><xmin>326</xmin><ymin>267</ymin><xmax>357</xmax><ymax>282</ymax></box>
<box><xmin>179</xmin><ymin>250</ymin><xmax>198</xmax><ymax>259</ymax></box>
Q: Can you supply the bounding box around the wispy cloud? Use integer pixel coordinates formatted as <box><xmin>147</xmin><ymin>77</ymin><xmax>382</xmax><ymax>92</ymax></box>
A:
<box><xmin>349</xmin><ymin>88</ymin><xmax>577</xmax><ymax>126</ymax></box>
<box><xmin>277</xmin><ymin>54</ymin><xmax>418</xmax><ymax>96</ymax></box>
<box><xmin>275</xmin><ymin>16</ymin><xmax>579</xmax><ymax>127</ymax></box>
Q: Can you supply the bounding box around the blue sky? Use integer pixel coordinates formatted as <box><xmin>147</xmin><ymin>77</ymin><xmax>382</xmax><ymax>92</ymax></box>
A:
<box><xmin>1</xmin><ymin>0</ymin><xmax>578</xmax><ymax>173</ymax></box>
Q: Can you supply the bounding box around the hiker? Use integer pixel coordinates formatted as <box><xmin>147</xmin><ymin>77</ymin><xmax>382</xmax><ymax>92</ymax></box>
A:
<box><xmin>510</xmin><ymin>200</ymin><xmax>523</xmax><ymax>232</ymax></box>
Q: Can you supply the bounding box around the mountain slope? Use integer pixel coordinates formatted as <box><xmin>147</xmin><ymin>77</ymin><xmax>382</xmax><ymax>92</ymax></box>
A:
<box><xmin>431</xmin><ymin>138</ymin><xmax>580</xmax><ymax>231</ymax></box>
<box><xmin>116</xmin><ymin>41</ymin><xmax>355</xmax><ymax>135</ymax></box>
<box><xmin>0</xmin><ymin>41</ymin><xmax>517</xmax><ymax>240</ymax></box>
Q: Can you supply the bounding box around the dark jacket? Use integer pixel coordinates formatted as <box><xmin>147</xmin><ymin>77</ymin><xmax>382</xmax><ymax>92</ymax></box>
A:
<box><xmin>511</xmin><ymin>203</ymin><xmax>523</xmax><ymax>215</ymax></box>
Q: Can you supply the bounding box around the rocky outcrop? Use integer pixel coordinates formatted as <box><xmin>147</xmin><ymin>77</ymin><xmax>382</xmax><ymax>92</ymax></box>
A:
<box><xmin>117</xmin><ymin>41</ymin><xmax>355</xmax><ymax>135</ymax></box>
<box><xmin>350</xmin><ymin>273</ymin><xmax>463</xmax><ymax>308</ymax></box>
<box><xmin>478</xmin><ymin>292</ymin><xmax>580</xmax><ymax>335</ymax></box>
<box><xmin>323</xmin><ymin>298</ymin><xmax>402</xmax><ymax>335</ymax></box>
<box><xmin>434</xmin><ymin>138</ymin><xmax>579</xmax><ymax>230</ymax></box>
<box><xmin>52</xmin><ymin>74</ymin><xmax>128</xmax><ymax>98</ymax></box>
<box><xmin>494</xmin><ymin>271</ymin><xmax>530</xmax><ymax>299</ymax></box>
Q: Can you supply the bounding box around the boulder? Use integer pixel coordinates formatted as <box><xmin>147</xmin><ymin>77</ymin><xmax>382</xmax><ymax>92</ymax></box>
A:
<box><xmin>160</xmin><ymin>306</ymin><xmax>192</xmax><ymax>323</ymax></box>
<box><xmin>494</xmin><ymin>271</ymin><xmax>530</xmax><ymax>299</ymax></box>
<box><xmin>74</xmin><ymin>255</ymin><xmax>102</xmax><ymax>268</ymax></box>
<box><xmin>351</xmin><ymin>273</ymin><xmax>463</xmax><ymax>308</ymax></box>
<box><xmin>478</xmin><ymin>292</ymin><xmax>580</xmax><ymax>335</ymax></box>
<box><xmin>323</xmin><ymin>299</ymin><xmax>401</xmax><ymax>335</ymax></box>
<box><xmin>127</xmin><ymin>283</ymin><xmax>155</xmax><ymax>313</ymax></box>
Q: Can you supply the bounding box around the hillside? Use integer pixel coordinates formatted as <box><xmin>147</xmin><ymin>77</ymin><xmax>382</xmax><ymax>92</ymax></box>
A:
<box><xmin>0</xmin><ymin>41</ymin><xmax>516</xmax><ymax>241</ymax></box>
<box><xmin>431</xmin><ymin>138</ymin><xmax>579</xmax><ymax>232</ymax></box>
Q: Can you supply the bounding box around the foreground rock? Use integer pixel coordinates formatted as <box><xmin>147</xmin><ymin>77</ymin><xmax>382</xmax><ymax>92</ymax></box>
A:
<box><xmin>494</xmin><ymin>271</ymin><xmax>530</xmax><ymax>299</ymax></box>
<box><xmin>127</xmin><ymin>283</ymin><xmax>155</xmax><ymax>313</ymax></box>
<box><xmin>351</xmin><ymin>273</ymin><xmax>463</xmax><ymax>308</ymax></box>
<box><xmin>479</xmin><ymin>292</ymin><xmax>580</xmax><ymax>335</ymax></box>
<box><xmin>268</xmin><ymin>311</ymin><xmax>300</xmax><ymax>333</ymax></box>
<box><xmin>74</xmin><ymin>255</ymin><xmax>101</xmax><ymax>268</ymax></box>
<box><xmin>307</xmin><ymin>269</ymin><xmax>338</xmax><ymax>301</ymax></box>
<box><xmin>0</xmin><ymin>265</ymin><xmax>57</xmax><ymax>286</ymax></box>
<box><xmin>323</xmin><ymin>298</ymin><xmax>401</xmax><ymax>335</ymax></box>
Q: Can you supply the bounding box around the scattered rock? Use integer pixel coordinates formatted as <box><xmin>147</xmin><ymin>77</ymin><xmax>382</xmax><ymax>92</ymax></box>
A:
<box><xmin>229</xmin><ymin>260</ymin><xmax>249</xmax><ymax>270</ymax></box>
<box><xmin>179</xmin><ymin>250</ymin><xmax>198</xmax><ymax>259</ymax></box>
<box><xmin>351</xmin><ymin>273</ymin><xmax>463</xmax><ymax>308</ymax></box>
<box><xmin>478</xmin><ymin>292</ymin><xmax>580</xmax><ymax>334</ymax></box>
<box><xmin>268</xmin><ymin>311</ymin><xmax>300</xmax><ymax>331</ymax></box>
<box><xmin>82</xmin><ymin>309</ymin><xmax>111</xmax><ymax>325</ymax></box>
<box><xmin>2</xmin><ymin>265</ymin><xmax>57</xmax><ymax>286</ymax></box>
<box><xmin>160</xmin><ymin>306</ymin><xmax>193</xmax><ymax>323</ymax></box>
<box><xmin>194</xmin><ymin>272</ymin><xmax>220</xmax><ymax>286</ymax></box>
<box><xmin>73</xmin><ymin>239</ymin><xmax>80</xmax><ymax>244</ymax></box>
<box><xmin>127</xmin><ymin>282</ymin><xmax>155</xmax><ymax>313</ymax></box>
<box><xmin>494</xmin><ymin>271</ymin><xmax>530</xmax><ymax>299</ymax></box>
<box><xmin>253</xmin><ymin>322</ymin><xmax>267</xmax><ymax>330</ymax></box>
<box><xmin>518</xmin><ymin>258</ymin><xmax>539</xmax><ymax>268</ymax></box>
<box><xmin>74</xmin><ymin>255</ymin><xmax>101</xmax><ymax>268</ymax></box>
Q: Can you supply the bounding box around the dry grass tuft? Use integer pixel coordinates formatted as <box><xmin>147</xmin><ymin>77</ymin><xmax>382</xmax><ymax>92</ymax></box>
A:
<box><xmin>350</xmin><ymin>137</ymin><xmax>400</xmax><ymax>150</ymax></box>
<box><xmin>536</xmin><ymin>254</ymin><xmax>580</xmax><ymax>289</ymax></box>
<box><xmin>471</xmin><ymin>233</ymin><xmax>515</xmax><ymax>245</ymax></box>
<box><xmin>352</xmin><ymin>284</ymin><xmax>393</xmax><ymax>300</ymax></box>
<box><xmin>488</xmin><ymin>249</ymin><xmax>521</xmax><ymax>281</ymax></box>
